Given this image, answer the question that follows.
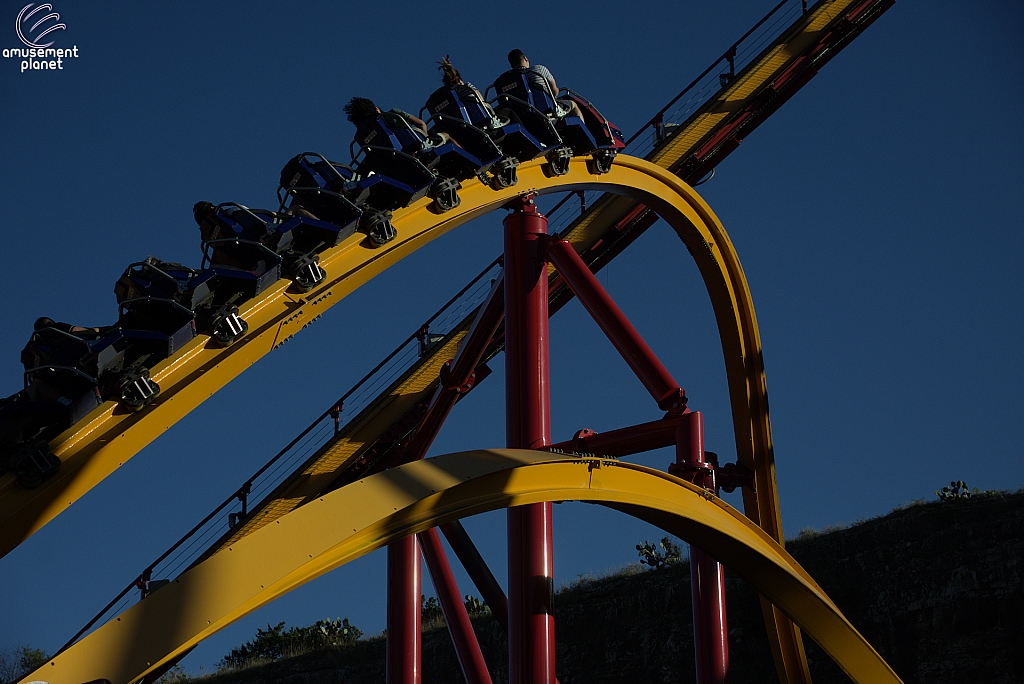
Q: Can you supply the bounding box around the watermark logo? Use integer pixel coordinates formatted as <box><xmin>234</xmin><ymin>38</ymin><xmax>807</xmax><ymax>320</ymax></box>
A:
<box><xmin>3</xmin><ymin>2</ymin><xmax>79</xmax><ymax>73</ymax></box>
<box><xmin>17</xmin><ymin>3</ymin><xmax>65</xmax><ymax>47</ymax></box>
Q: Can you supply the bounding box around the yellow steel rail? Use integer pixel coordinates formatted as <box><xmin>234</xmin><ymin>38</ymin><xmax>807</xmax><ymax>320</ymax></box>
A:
<box><xmin>25</xmin><ymin>450</ymin><xmax>902</xmax><ymax>684</ymax></box>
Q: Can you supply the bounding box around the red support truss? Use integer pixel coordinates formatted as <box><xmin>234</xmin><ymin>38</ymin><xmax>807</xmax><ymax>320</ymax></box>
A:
<box><xmin>387</xmin><ymin>197</ymin><xmax>734</xmax><ymax>684</ymax></box>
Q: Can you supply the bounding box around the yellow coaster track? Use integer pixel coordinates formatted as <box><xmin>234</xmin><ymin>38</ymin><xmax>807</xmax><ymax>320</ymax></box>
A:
<box><xmin>27</xmin><ymin>155</ymin><xmax>901</xmax><ymax>683</ymax></box>
<box><xmin>3</xmin><ymin>2</ymin><xmax>898</xmax><ymax>681</ymax></box>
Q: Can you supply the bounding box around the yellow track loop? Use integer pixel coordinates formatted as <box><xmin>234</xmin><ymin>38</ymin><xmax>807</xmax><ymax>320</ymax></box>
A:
<box><xmin>29</xmin><ymin>450</ymin><xmax>901</xmax><ymax>684</ymax></box>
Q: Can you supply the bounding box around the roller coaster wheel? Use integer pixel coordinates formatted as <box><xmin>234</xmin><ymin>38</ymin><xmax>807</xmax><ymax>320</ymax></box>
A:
<box><xmin>209</xmin><ymin>308</ymin><xmax>248</xmax><ymax>348</ymax></box>
<box><xmin>363</xmin><ymin>213</ymin><xmax>397</xmax><ymax>246</ymax></box>
<box><xmin>589</xmin><ymin>150</ymin><xmax>616</xmax><ymax>175</ymax></box>
<box><xmin>7</xmin><ymin>439</ymin><xmax>60</xmax><ymax>488</ymax></box>
<box><xmin>490</xmin><ymin>157</ymin><xmax>519</xmax><ymax>189</ymax></box>
<box><xmin>118</xmin><ymin>369</ymin><xmax>160</xmax><ymax>412</ymax></box>
<box><xmin>430</xmin><ymin>178</ymin><xmax>461</xmax><ymax>213</ymax></box>
<box><xmin>291</xmin><ymin>256</ymin><xmax>326</xmax><ymax>293</ymax></box>
<box><xmin>544</xmin><ymin>147</ymin><xmax>573</xmax><ymax>177</ymax></box>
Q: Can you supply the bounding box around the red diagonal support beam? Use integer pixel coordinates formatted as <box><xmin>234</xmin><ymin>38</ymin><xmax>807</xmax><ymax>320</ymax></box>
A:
<box><xmin>441</xmin><ymin>522</ymin><xmax>566</xmax><ymax>684</ymax></box>
<box><xmin>440</xmin><ymin>521</ymin><xmax>510</xmax><ymax>631</ymax></box>
<box><xmin>420</xmin><ymin>528</ymin><xmax>493</xmax><ymax>684</ymax></box>
<box><xmin>545</xmin><ymin>237</ymin><xmax>685</xmax><ymax>413</ymax></box>
<box><xmin>405</xmin><ymin>275</ymin><xmax>505</xmax><ymax>462</ymax></box>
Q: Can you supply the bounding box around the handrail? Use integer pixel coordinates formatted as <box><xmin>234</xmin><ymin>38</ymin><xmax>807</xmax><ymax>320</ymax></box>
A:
<box><xmin>624</xmin><ymin>0</ymin><xmax>793</xmax><ymax>147</ymax></box>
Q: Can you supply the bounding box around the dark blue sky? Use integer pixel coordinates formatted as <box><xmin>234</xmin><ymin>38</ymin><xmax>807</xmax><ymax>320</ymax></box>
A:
<box><xmin>1</xmin><ymin>0</ymin><xmax>1021</xmax><ymax>672</ymax></box>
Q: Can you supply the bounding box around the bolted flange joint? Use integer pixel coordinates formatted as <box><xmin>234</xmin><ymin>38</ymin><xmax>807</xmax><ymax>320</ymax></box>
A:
<box><xmin>571</xmin><ymin>428</ymin><xmax>596</xmax><ymax>454</ymax></box>
<box><xmin>657</xmin><ymin>388</ymin><xmax>688</xmax><ymax>414</ymax></box>
<box><xmin>668</xmin><ymin>460</ymin><xmax>714</xmax><ymax>482</ymax></box>
<box><xmin>439</xmin><ymin>361</ymin><xmax>476</xmax><ymax>394</ymax></box>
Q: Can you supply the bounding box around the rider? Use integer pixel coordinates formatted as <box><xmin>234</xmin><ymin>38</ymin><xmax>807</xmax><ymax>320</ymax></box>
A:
<box><xmin>345</xmin><ymin>97</ymin><xmax>431</xmax><ymax>141</ymax></box>
<box><xmin>32</xmin><ymin>317</ymin><xmax>107</xmax><ymax>335</ymax></box>
<box><xmin>500</xmin><ymin>49</ymin><xmax>582</xmax><ymax>119</ymax></box>
<box><xmin>435</xmin><ymin>56</ymin><xmax>489</xmax><ymax>110</ymax></box>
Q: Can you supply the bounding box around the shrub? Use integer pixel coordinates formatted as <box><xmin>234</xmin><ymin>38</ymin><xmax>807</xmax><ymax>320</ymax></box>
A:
<box><xmin>0</xmin><ymin>646</ymin><xmax>49</xmax><ymax>684</ymax></box>
<box><xmin>421</xmin><ymin>596</ymin><xmax>445</xmax><ymax>628</ymax></box>
<box><xmin>464</xmin><ymin>595</ymin><xmax>490</xmax><ymax>617</ymax></box>
<box><xmin>419</xmin><ymin>594</ymin><xmax>489</xmax><ymax>628</ymax></box>
<box><xmin>219</xmin><ymin>617</ymin><xmax>362</xmax><ymax>669</ymax></box>
<box><xmin>937</xmin><ymin>481</ymin><xmax>998</xmax><ymax>502</ymax></box>
<box><xmin>636</xmin><ymin>536</ymin><xmax>684</xmax><ymax>570</ymax></box>
<box><xmin>155</xmin><ymin>664</ymin><xmax>191</xmax><ymax>684</ymax></box>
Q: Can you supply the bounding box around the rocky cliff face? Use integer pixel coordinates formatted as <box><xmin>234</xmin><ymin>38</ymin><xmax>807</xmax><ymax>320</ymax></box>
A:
<box><xmin>200</xmin><ymin>491</ymin><xmax>1022</xmax><ymax>684</ymax></box>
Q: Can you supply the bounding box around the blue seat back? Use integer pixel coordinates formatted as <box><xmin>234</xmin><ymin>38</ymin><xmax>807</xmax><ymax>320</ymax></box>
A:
<box><xmin>355</xmin><ymin>115</ymin><xmax>424</xmax><ymax>155</ymax></box>
<box><xmin>493</xmin><ymin>68</ymin><xmax>558</xmax><ymax>116</ymax></box>
<box><xmin>216</xmin><ymin>207</ymin><xmax>276</xmax><ymax>241</ymax></box>
<box><xmin>425</xmin><ymin>86</ymin><xmax>494</xmax><ymax>128</ymax></box>
<box><xmin>280</xmin><ymin>154</ymin><xmax>353</xmax><ymax>195</ymax></box>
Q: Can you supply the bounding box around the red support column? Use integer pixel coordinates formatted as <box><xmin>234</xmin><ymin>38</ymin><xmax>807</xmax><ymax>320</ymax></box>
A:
<box><xmin>504</xmin><ymin>195</ymin><xmax>556</xmax><ymax>684</ymax></box>
<box><xmin>387</xmin><ymin>536</ymin><xmax>421</xmax><ymax>684</ymax></box>
<box><xmin>420</xmin><ymin>528</ymin><xmax>493</xmax><ymax>684</ymax></box>
<box><xmin>675</xmin><ymin>411</ymin><xmax>729</xmax><ymax>684</ymax></box>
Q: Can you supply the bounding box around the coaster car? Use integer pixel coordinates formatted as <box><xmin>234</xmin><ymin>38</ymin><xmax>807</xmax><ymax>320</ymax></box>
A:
<box><xmin>553</xmin><ymin>89</ymin><xmax>625</xmax><ymax>174</ymax></box>
<box><xmin>1</xmin><ymin>304</ymin><xmax>194</xmax><ymax>487</ymax></box>
<box><xmin>114</xmin><ymin>248</ymin><xmax>276</xmax><ymax>348</ymax></box>
<box><xmin>19</xmin><ymin>315</ymin><xmax>174</xmax><ymax>414</ymax></box>
<box><xmin>421</xmin><ymin>85</ymin><xmax>522</xmax><ymax>189</ymax></box>
<box><xmin>352</xmin><ymin>113</ymin><xmax>485</xmax><ymax>212</ymax></box>
<box><xmin>489</xmin><ymin>70</ymin><xmax>623</xmax><ymax>175</ymax></box>
<box><xmin>279</xmin><ymin>152</ymin><xmax>428</xmax><ymax>246</ymax></box>
<box><xmin>423</xmin><ymin>85</ymin><xmax>550</xmax><ymax>188</ymax></box>
<box><xmin>199</xmin><ymin>203</ymin><xmax>348</xmax><ymax>292</ymax></box>
<box><xmin>488</xmin><ymin>69</ymin><xmax>569</xmax><ymax>175</ymax></box>
<box><xmin>0</xmin><ymin>370</ymin><xmax>98</xmax><ymax>488</ymax></box>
